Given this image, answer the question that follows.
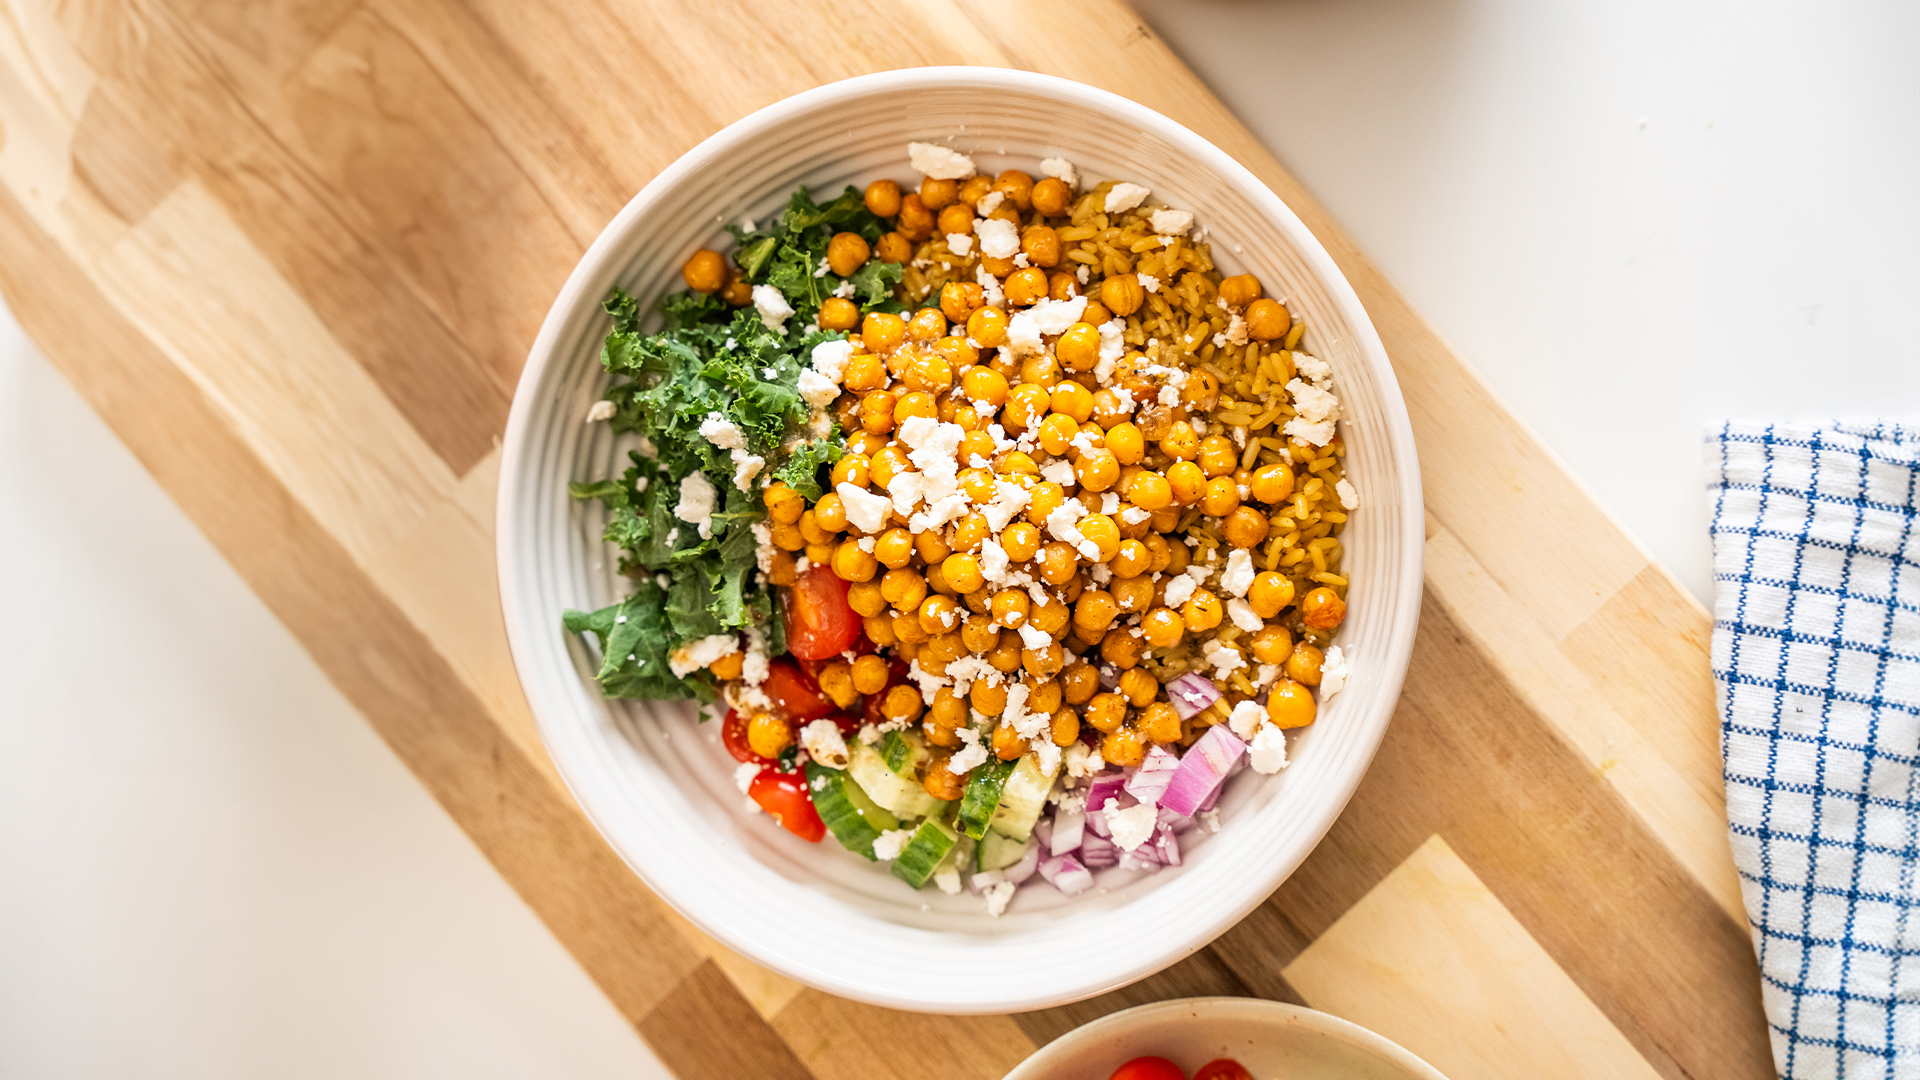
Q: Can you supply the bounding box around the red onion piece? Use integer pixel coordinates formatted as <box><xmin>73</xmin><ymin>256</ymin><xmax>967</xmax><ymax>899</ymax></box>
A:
<box><xmin>1159</xmin><ymin>724</ymin><xmax>1248</xmax><ymax>816</ymax></box>
<box><xmin>1117</xmin><ymin>852</ymin><xmax>1161</xmax><ymax>873</ymax></box>
<box><xmin>1154</xmin><ymin>823</ymin><xmax>1183</xmax><ymax>866</ymax></box>
<box><xmin>1032</xmin><ymin>816</ymin><xmax>1054</xmax><ymax>853</ymax></box>
<box><xmin>1005</xmin><ymin>842</ymin><xmax>1040</xmax><ymax>885</ymax></box>
<box><xmin>1051</xmin><ymin>797</ymin><xmax>1086</xmax><ymax>855</ymax></box>
<box><xmin>1125</xmin><ymin>745</ymin><xmax>1181</xmax><ymax>804</ymax></box>
<box><xmin>1085</xmin><ymin>773</ymin><xmax>1128</xmax><ymax>813</ymax></box>
<box><xmin>1166</xmin><ymin>673</ymin><xmax>1222</xmax><ymax>720</ymax></box>
<box><xmin>1039</xmin><ymin>854</ymin><xmax>1095</xmax><ymax>895</ymax></box>
<box><xmin>968</xmin><ymin>868</ymin><xmax>1006</xmax><ymax>893</ymax></box>
<box><xmin>1079</xmin><ymin>833</ymin><xmax>1119</xmax><ymax>867</ymax></box>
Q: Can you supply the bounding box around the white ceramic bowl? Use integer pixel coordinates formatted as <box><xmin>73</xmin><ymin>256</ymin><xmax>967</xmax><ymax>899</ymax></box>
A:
<box><xmin>1004</xmin><ymin>998</ymin><xmax>1450</xmax><ymax>1080</ymax></box>
<box><xmin>498</xmin><ymin>67</ymin><xmax>1423</xmax><ymax>1013</ymax></box>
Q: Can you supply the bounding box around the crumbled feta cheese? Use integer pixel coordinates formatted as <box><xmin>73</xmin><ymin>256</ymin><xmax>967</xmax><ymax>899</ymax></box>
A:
<box><xmin>1336</xmin><ymin>478</ymin><xmax>1360</xmax><ymax>510</ymax></box>
<box><xmin>734</xmin><ymin>761</ymin><xmax>761</xmax><ymax>794</ymax></box>
<box><xmin>586</xmin><ymin>400</ymin><xmax>616</xmax><ymax>422</ymax></box>
<box><xmin>1249</xmin><ymin>723</ymin><xmax>1290</xmax><ymax>774</ymax></box>
<box><xmin>1095</xmin><ymin>319</ymin><xmax>1126</xmax><ymax>382</ymax></box>
<box><xmin>1149</xmin><ymin>208</ymin><xmax>1193</xmax><ymax>236</ymax></box>
<box><xmin>1320</xmin><ymin>644</ymin><xmax>1350</xmax><ymax>700</ymax></box>
<box><xmin>669</xmin><ymin>633</ymin><xmax>737</xmax><ymax>677</ymax></box>
<box><xmin>933</xmin><ymin>867</ymin><xmax>962</xmax><ymax>895</ymax></box>
<box><xmin>799</xmin><ymin>719</ymin><xmax>850</xmax><ymax>769</ymax></box>
<box><xmin>906</xmin><ymin>659</ymin><xmax>953</xmax><ymax>705</ymax></box>
<box><xmin>1040</xmin><ymin>458</ymin><xmax>1077</xmax><ymax>486</ymax></box>
<box><xmin>1220</xmin><ymin>549</ymin><xmax>1256</xmax><ymax>598</ymax></box>
<box><xmin>674</xmin><ymin>473</ymin><xmax>716</xmax><ymax>538</ymax></box>
<box><xmin>1137</xmin><ymin>272</ymin><xmax>1160</xmax><ymax>293</ymax></box>
<box><xmin>1064</xmin><ymin>741</ymin><xmax>1105</xmax><ymax>779</ymax></box>
<box><xmin>1212</xmin><ymin>311</ymin><xmax>1249</xmax><ymax>350</ymax></box>
<box><xmin>1106</xmin><ymin>801</ymin><xmax>1159</xmax><ymax>851</ymax></box>
<box><xmin>1104</xmin><ymin>182</ymin><xmax>1151</xmax><ymax>213</ymax></box>
<box><xmin>908</xmin><ymin>141</ymin><xmax>976</xmax><ymax>179</ymax></box>
<box><xmin>949</xmin><ymin>726</ymin><xmax>990</xmax><ymax>773</ymax></box>
<box><xmin>1017</xmin><ymin>623</ymin><xmax>1051</xmax><ymax>651</ymax></box>
<box><xmin>1006</xmin><ymin>310</ymin><xmax>1044</xmax><ymax>356</ymax></box>
<box><xmin>751</xmin><ymin>284</ymin><xmax>793</xmax><ymax>334</ymax></box>
<box><xmin>1120</xmin><ymin>506</ymin><xmax>1151</xmax><ymax>525</ymax></box>
<box><xmin>1162</xmin><ymin>574</ymin><xmax>1197</xmax><ymax>609</ymax></box>
<box><xmin>1040</xmin><ymin>156</ymin><xmax>1079</xmax><ymax>188</ymax></box>
<box><xmin>946</xmin><ymin>232</ymin><xmax>974</xmax><ymax>257</ymax></box>
<box><xmin>975</xmin><ymin>262</ymin><xmax>1005</xmax><ymax>305</ymax></box>
<box><xmin>984</xmin><ymin>880</ymin><xmax>1016</xmax><ymax>917</ymax></box>
<box><xmin>975</xmin><ymin>217</ymin><xmax>1020</xmax><ymax>259</ymax></box>
<box><xmin>751</xmin><ymin>520</ymin><xmax>775</xmax><ymax>575</ymax></box>
<box><xmin>888</xmin><ymin>470</ymin><xmax>926</xmax><ymax>516</ymax></box>
<box><xmin>1292</xmin><ymin>352</ymin><xmax>1333</xmax><ymax>385</ymax></box>
<box><xmin>700</xmin><ymin>413</ymin><xmax>744</xmax><ymax>450</ymax></box>
<box><xmin>1227</xmin><ymin>597</ymin><xmax>1263</xmax><ymax>633</ymax></box>
<box><xmin>872</xmin><ymin>828</ymin><xmax>914</xmax><ymax>861</ymax></box>
<box><xmin>811</xmin><ymin>339</ymin><xmax>855</xmax><ymax>384</ymax></box>
<box><xmin>1282</xmin><ymin>378</ymin><xmax>1342</xmax><ymax>447</ymax></box>
<box><xmin>837</xmin><ymin>482</ymin><xmax>893</xmax><ymax>533</ymax></box>
<box><xmin>1227</xmin><ymin>700</ymin><xmax>1266</xmax><ymax>740</ymax></box>
<box><xmin>1024</xmin><ymin>295</ymin><xmax>1087</xmax><ymax>335</ymax></box>
<box><xmin>980</xmin><ymin>480</ymin><xmax>1033</xmax><ymax>531</ymax></box>
<box><xmin>979</xmin><ymin>537</ymin><xmax>1010</xmax><ymax>583</ymax></box>
<box><xmin>977</xmin><ymin>190</ymin><xmax>1005</xmax><ymax>215</ymax></box>
<box><xmin>1100</xmin><ymin>492</ymin><xmax>1121</xmax><ymax>515</ymax></box>
<box><xmin>1203</xmin><ymin>639</ymin><xmax>1247</xmax><ymax>679</ymax></box>
<box><xmin>797</xmin><ymin>368</ymin><xmax>839</xmax><ymax>410</ymax></box>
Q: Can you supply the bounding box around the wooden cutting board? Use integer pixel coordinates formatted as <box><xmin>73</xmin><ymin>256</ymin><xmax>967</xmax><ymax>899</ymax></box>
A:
<box><xmin>0</xmin><ymin>1</ymin><xmax>1770</xmax><ymax>1077</ymax></box>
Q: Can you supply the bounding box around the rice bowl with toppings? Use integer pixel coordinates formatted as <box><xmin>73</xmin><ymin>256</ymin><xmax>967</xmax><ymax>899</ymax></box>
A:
<box><xmin>497</xmin><ymin>67</ymin><xmax>1422</xmax><ymax>1012</ymax></box>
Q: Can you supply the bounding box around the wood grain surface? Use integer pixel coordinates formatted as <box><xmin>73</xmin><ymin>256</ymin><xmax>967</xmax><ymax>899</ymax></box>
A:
<box><xmin>0</xmin><ymin>1</ymin><xmax>1770</xmax><ymax>1077</ymax></box>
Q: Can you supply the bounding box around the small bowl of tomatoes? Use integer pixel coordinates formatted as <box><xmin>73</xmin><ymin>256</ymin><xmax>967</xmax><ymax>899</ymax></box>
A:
<box><xmin>1004</xmin><ymin>997</ymin><xmax>1449</xmax><ymax>1080</ymax></box>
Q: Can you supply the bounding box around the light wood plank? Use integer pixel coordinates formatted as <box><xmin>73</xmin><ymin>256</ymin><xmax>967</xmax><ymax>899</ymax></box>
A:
<box><xmin>1285</xmin><ymin>835</ymin><xmax>1669</xmax><ymax>1080</ymax></box>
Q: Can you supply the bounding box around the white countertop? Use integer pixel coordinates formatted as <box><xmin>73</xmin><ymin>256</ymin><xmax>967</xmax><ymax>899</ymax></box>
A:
<box><xmin>3</xmin><ymin>2</ymin><xmax>1915</xmax><ymax>1073</ymax></box>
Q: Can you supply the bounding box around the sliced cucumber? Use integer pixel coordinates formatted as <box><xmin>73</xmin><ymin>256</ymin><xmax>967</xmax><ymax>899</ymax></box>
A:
<box><xmin>957</xmin><ymin>758</ymin><xmax>1015</xmax><ymax>840</ymax></box>
<box><xmin>978</xmin><ymin>829</ymin><xmax>1033</xmax><ymax>872</ymax></box>
<box><xmin>807</xmin><ymin>762</ymin><xmax>898</xmax><ymax>859</ymax></box>
<box><xmin>848</xmin><ymin>741</ymin><xmax>945</xmax><ymax>820</ymax></box>
<box><xmin>890</xmin><ymin>816</ymin><xmax>959</xmax><ymax>888</ymax></box>
<box><xmin>986</xmin><ymin>752</ymin><xmax>1061</xmax><ymax>843</ymax></box>
<box><xmin>881</xmin><ymin>729</ymin><xmax>930</xmax><ymax>775</ymax></box>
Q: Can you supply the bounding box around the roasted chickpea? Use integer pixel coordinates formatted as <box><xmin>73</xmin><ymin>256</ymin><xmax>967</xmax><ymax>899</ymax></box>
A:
<box><xmin>936</xmin><ymin>201</ymin><xmax>975</xmax><ymax>237</ymax></box>
<box><xmin>1049</xmin><ymin>707</ymin><xmax>1081</xmax><ymax>746</ymax></box>
<box><xmin>892</xmin><ymin>609</ymin><xmax>930</xmax><ymax>645</ymax></box>
<box><xmin>1031</xmin><ymin>176</ymin><xmax>1072</xmax><ymax>216</ymax></box>
<box><xmin>797</xmin><ymin>508</ymin><xmax>835</xmax><ymax>546</ymax></box>
<box><xmin>942</xmin><ymin>553</ymin><xmax>984</xmax><ymax>594</ymax></box>
<box><xmin>848</xmin><ymin>648</ymin><xmax>892</xmax><ymax>692</ymax></box>
<box><xmin>864</xmin><ymin>178</ymin><xmax>903</xmax><ymax>218</ymax></box>
<box><xmin>1041</xmin><ymin>321</ymin><xmax>1099</xmax><ymax>373</ymax></box>
<box><xmin>918</xmin><ymin>175</ymin><xmax>957</xmax><ymax>210</ymax></box>
<box><xmin>1250</xmin><ymin>624</ymin><xmax>1294</xmax><ymax>664</ymax></box>
<box><xmin>1004</xmin><ymin>266</ymin><xmax>1049</xmax><ymax>306</ymax></box>
<box><xmin>682</xmin><ymin>249</ymin><xmax>726</xmax><ymax>293</ymax></box>
<box><xmin>870</xmin><ymin>445</ymin><xmax>911</xmax><ymax>489</ymax></box>
<box><xmin>998</xmin><ymin>450</ymin><xmax>1039</xmax><ymax>476</ymax></box>
<box><xmin>1023</xmin><ymin>642</ymin><xmax>1065</xmax><ymax>678</ymax></box>
<box><xmin>874</xmin><ymin>231</ymin><xmax>912</xmax><ymax>263</ymax></box>
<box><xmin>719</xmin><ymin>270</ymin><xmax>752</xmax><ymax>306</ymax></box>
<box><xmin>905</xmin><ymin>308</ymin><xmax>945</xmax><ymax>344</ymax></box>
<box><xmin>1101</xmin><ymin>274</ymin><xmax>1145</xmax><ymax>316</ymax></box>
<box><xmin>708</xmin><ymin>649</ymin><xmax>745</xmax><ymax>681</ymax></box>
<box><xmin>1143</xmin><ymin>533</ymin><xmax>1173</xmax><ymax>573</ymax></box>
<box><xmin>1130</xmin><ymin>606</ymin><xmax>1179</xmax><ymax>649</ymax></box>
<box><xmin>1029</xmin><ymin>596</ymin><xmax>1070</xmax><ymax>637</ymax></box>
<box><xmin>1246</xmin><ymin>298</ymin><xmax>1292</xmax><ymax>341</ymax></box>
<box><xmin>830</xmin><ymin>455</ymin><xmax>871</xmax><ymax>491</ymax></box>
<box><xmin>1183</xmin><ymin>588</ymin><xmax>1225</xmax><ymax>632</ymax></box>
<box><xmin>832</xmin><ymin>539</ymin><xmax>878</xmax><ymax>582</ymax></box>
<box><xmin>1037</xmin><ymin>412</ymin><xmax>1078</xmax><ymax>456</ymax></box>
<box><xmin>1202</xmin><ymin>476</ymin><xmax>1242</xmax><ymax>517</ymax></box>
<box><xmin>1300</xmin><ymin>587</ymin><xmax>1347</xmax><ymax>630</ymax></box>
<box><xmin>817</xmin><ymin>661</ymin><xmax>858</xmax><ymax>708</ymax></box>
<box><xmin>919</xmin><ymin>593</ymin><xmax>962</xmax><ymax>636</ymax></box>
<box><xmin>991</xmin><ymin>588</ymin><xmax>1031</xmax><ymax>628</ymax></box>
<box><xmin>764</xmin><ymin>482</ymin><xmax>806</xmax><ymax>524</ymax></box>
<box><xmin>950</xmin><ymin>512</ymin><xmax>990</xmax><ymax>552</ymax></box>
<box><xmin>1251</xmin><ymin>462</ymin><xmax>1296</xmax><ymax>504</ymax></box>
<box><xmin>815</xmin><ymin>296</ymin><xmax>858</xmax><ymax>332</ymax></box>
<box><xmin>1160</xmin><ymin>421</ymin><xmax>1200</xmax><ymax>460</ymax></box>
<box><xmin>1105</xmin><ymin>422</ymin><xmax>1145</xmax><ymax>465</ymax></box>
<box><xmin>770</xmin><ymin>523</ymin><xmax>806</xmax><ymax>551</ymax></box>
<box><xmin>1267</xmin><ymin>679</ymin><xmax>1317</xmax><ymax>728</ymax></box>
<box><xmin>747</xmin><ymin>712</ymin><xmax>792</xmax><ymax>758</ymax></box>
<box><xmin>858</xmin><ymin>390</ymin><xmax>895</xmax><ymax>435</ymax></box>
<box><xmin>1084</xmin><ymin>692</ymin><xmax>1128</xmax><ymax>734</ymax></box>
<box><xmin>897</xmin><ymin>192</ymin><xmax>935</xmax><ymax>240</ymax></box>
<box><xmin>928</xmin><ymin>687</ymin><xmax>968</xmax><ymax>731</ymax></box>
<box><xmin>900</xmin><ymin>357</ymin><xmax>953</xmax><ymax>398</ymax></box>
<box><xmin>877</xmin><ymin>684</ymin><xmax>921</xmax><ymax>723</ymax></box>
<box><xmin>842</xmin><ymin>352</ymin><xmax>886</xmax><ymax>392</ymax></box>
<box><xmin>935</xmin><ymin>280</ymin><xmax>980</xmax><ymax>323</ymax></box>
<box><xmin>957</xmin><ymin>366</ymin><xmax>1008</xmax><ymax>410</ymax></box>
<box><xmin>1140</xmin><ymin>701</ymin><xmax>1183</xmax><ymax>745</ymax></box>
<box><xmin>1037</xmin><ymin>541</ymin><xmax>1079</xmax><ymax>585</ymax></box>
<box><xmin>1111</xmin><ymin>540</ymin><xmax>1153</xmax><ymax>579</ymax></box>
<box><xmin>1248</xmin><ymin>572</ymin><xmax>1296</xmax><ymax>619</ymax></box>
<box><xmin>882</xmin><ymin>568</ymin><xmax>928</xmax><ymax>613</ymax></box>
<box><xmin>1076</xmin><ymin>450</ymin><xmax>1120</xmax><ymax>493</ymax></box>
<box><xmin>1116</xmin><ymin>667</ymin><xmax>1157</xmax><ymax>708</ymax></box>
<box><xmin>1287</xmin><ymin>642</ymin><xmax>1326</xmax><ymax>686</ymax></box>
<box><xmin>994</xmin><ymin>169</ymin><xmax>1035</xmax><ymax>210</ymax></box>
<box><xmin>958</xmin><ymin>615</ymin><xmax>998</xmax><ymax>654</ymax></box>
<box><xmin>1073</xmin><ymin>589</ymin><xmax>1119</xmax><ymax>633</ymax></box>
<box><xmin>1218</xmin><ymin>273</ymin><xmax>1262</xmax><ymax>309</ymax></box>
<box><xmin>1199</xmin><ymin>436</ymin><xmax>1239</xmax><ymax>478</ymax></box>
<box><xmin>1168</xmin><ymin>461</ymin><xmax>1207</xmax><ymax>504</ymax></box>
<box><xmin>1165</xmin><ymin>539</ymin><xmax>1192</xmax><ymax>574</ymax></box>
<box><xmin>862</xmin><ymin>311</ymin><xmax>906</xmax><ymax>353</ymax></box>
<box><xmin>863</xmin><ymin>614</ymin><xmax>898</xmax><ymax>647</ymax></box>
<box><xmin>923</xmin><ymin>754</ymin><xmax>966</xmax><ymax>800</ymax></box>
<box><xmin>992</xmin><ymin>722</ymin><xmax>1030</xmax><ymax>760</ymax></box>
<box><xmin>972</xmin><ymin>678</ymin><xmax>1009</xmax><ymax>716</ymax></box>
<box><xmin>1021</xmin><ymin>224</ymin><xmax>1061</xmax><ymax>267</ymax></box>
<box><xmin>1099</xmin><ymin>627</ymin><xmax>1144</xmax><ymax>669</ymax></box>
<box><xmin>1102</xmin><ymin>726</ymin><xmax>1148</xmax><ymax>767</ymax></box>
<box><xmin>1055</xmin><ymin>661</ymin><xmax>1096</xmax><ymax>705</ymax></box>
<box><xmin>1127</xmin><ymin>471</ymin><xmax>1174</xmax><ymax>511</ymax></box>
<box><xmin>1077</xmin><ymin>514</ymin><xmax>1121</xmax><ymax>562</ymax></box>
<box><xmin>826</xmin><ymin>232</ymin><xmax>870</xmax><ymax>277</ymax></box>
<box><xmin>1222</xmin><ymin>506</ymin><xmax>1271</xmax><ymax>549</ymax></box>
<box><xmin>812</xmin><ymin>492</ymin><xmax>849</xmax><ymax>532</ymax></box>
<box><xmin>1018</xmin><ymin>354</ymin><xmax>1060</xmax><ymax>389</ymax></box>
<box><xmin>1049</xmin><ymin>378</ymin><xmax>1094</xmax><ymax>422</ymax></box>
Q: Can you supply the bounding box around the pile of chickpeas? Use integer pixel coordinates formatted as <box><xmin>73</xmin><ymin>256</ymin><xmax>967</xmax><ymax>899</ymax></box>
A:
<box><xmin>680</xmin><ymin>167</ymin><xmax>1348</xmax><ymax>800</ymax></box>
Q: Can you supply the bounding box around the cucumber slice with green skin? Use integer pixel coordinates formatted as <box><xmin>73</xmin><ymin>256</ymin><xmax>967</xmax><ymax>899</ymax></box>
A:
<box><xmin>807</xmin><ymin>763</ymin><xmax>899</xmax><ymax>859</ymax></box>
<box><xmin>986</xmin><ymin>752</ymin><xmax>1061</xmax><ymax>843</ymax></box>
<box><xmin>890</xmin><ymin>817</ymin><xmax>959</xmax><ymax>888</ymax></box>
<box><xmin>978</xmin><ymin>829</ymin><xmax>1033</xmax><ymax>872</ymax></box>
<box><xmin>848</xmin><ymin>741</ymin><xmax>946</xmax><ymax>819</ymax></box>
<box><xmin>957</xmin><ymin>758</ymin><xmax>1015</xmax><ymax>840</ymax></box>
<box><xmin>881</xmin><ymin>729</ymin><xmax>929</xmax><ymax>775</ymax></box>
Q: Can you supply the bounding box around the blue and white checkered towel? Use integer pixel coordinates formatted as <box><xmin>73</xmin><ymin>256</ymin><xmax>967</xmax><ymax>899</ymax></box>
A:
<box><xmin>1709</xmin><ymin>421</ymin><xmax>1920</xmax><ymax>1079</ymax></box>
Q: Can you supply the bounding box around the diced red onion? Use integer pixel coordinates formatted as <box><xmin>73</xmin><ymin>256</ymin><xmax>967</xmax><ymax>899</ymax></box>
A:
<box><xmin>1051</xmin><ymin>798</ymin><xmax>1086</xmax><ymax>855</ymax></box>
<box><xmin>1156</xmin><ymin>805</ymin><xmax>1187</xmax><ymax>830</ymax></box>
<box><xmin>1117</xmin><ymin>852</ymin><xmax>1161</xmax><ymax>873</ymax></box>
<box><xmin>969</xmin><ymin>868</ymin><xmax>1006</xmax><ymax>893</ymax></box>
<box><xmin>1166</xmin><ymin>674</ymin><xmax>1222</xmax><ymax>720</ymax></box>
<box><xmin>1154</xmin><ymin>823</ymin><xmax>1182</xmax><ymax>866</ymax></box>
<box><xmin>1159</xmin><ymin>724</ymin><xmax>1248</xmax><ymax>816</ymax></box>
<box><xmin>1005</xmin><ymin>842</ymin><xmax>1040</xmax><ymax>885</ymax></box>
<box><xmin>1033</xmin><ymin>817</ymin><xmax>1054</xmax><ymax>852</ymax></box>
<box><xmin>1085</xmin><ymin>773</ymin><xmax>1128</xmax><ymax>814</ymax></box>
<box><xmin>1085</xmin><ymin>806</ymin><xmax>1112</xmax><ymax>839</ymax></box>
<box><xmin>1125</xmin><ymin>745</ymin><xmax>1181</xmax><ymax>804</ymax></box>
<box><xmin>1098</xmin><ymin>664</ymin><xmax>1122</xmax><ymax>690</ymax></box>
<box><xmin>1039</xmin><ymin>854</ymin><xmax>1095</xmax><ymax>895</ymax></box>
<box><xmin>1080</xmin><ymin>833</ymin><xmax>1119</xmax><ymax>868</ymax></box>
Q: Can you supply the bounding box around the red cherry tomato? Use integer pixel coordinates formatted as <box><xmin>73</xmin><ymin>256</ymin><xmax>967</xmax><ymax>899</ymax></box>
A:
<box><xmin>1109</xmin><ymin>1058</ymin><xmax>1187</xmax><ymax>1080</ymax></box>
<box><xmin>1191</xmin><ymin>1060</ymin><xmax>1252</xmax><ymax>1080</ymax></box>
<box><xmin>721</xmin><ymin>709</ymin><xmax>766</xmax><ymax>764</ymax></box>
<box><xmin>784</xmin><ymin>564</ymin><xmax>861</xmax><ymax>660</ymax></box>
<box><xmin>748</xmin><ymin>767</ymin><xmax>825</xmax><ymax>841</ymax></box>
<box><xmin>763</xmin><ymin>660</ymin><xmax>833</xmax><ymax>721</ymax></box>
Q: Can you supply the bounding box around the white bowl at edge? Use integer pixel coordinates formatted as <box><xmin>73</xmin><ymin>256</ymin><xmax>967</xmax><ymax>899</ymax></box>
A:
<box><xmin>1004</xmin><ymin>998</ymin><xmax>1450</xmax><ymax>1080</ymax></box>
<box><xmin>497</xmin><ymin>67</ymin><xmax>1424</xmax><ymax>1013</ymax></box>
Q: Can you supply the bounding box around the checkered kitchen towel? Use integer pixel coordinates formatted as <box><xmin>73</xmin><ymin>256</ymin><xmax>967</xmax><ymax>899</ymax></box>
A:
<box><xmin>1709</xmin><ymin>421</ymin><xmax>1920</xmax><ymax>1079</ymax></box>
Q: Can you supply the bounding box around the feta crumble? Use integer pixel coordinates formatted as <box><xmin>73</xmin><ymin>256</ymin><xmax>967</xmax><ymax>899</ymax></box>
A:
<box><xmin>946</xmin><ymin>232</ymin><xmax>974</xmax><ymax>257</ymax></box>
<box><xmin>674</xmin><ymin>472</ymin><xmax>716</xmax><ymax>538</ymax></box>
<box><xmin>1040</xmin><ymin>156</ymin><xmax>1079</xmax><ymax>188</ymax></box>
<box><xmin>872</xmin><ymin>828</ymin><xmax>914</xmax><ymax>862</ymax></box>
<box><xmin>1104</xmin><ymin>182</ymin><xmax>1151</xmax><ymax>213</ymax></box>
<box><xmin>1219</xmin><ymin>549</ymin><xmax>1256</xmax><ymax>598</ymax></box>
<box><xmin>1149</xmin><ymin>208</ymin><xmax>1194</xmax><ymax>236</ymax></box>
<box><xmin>908</xmin><ymin>141</ymin><xmax>976</xmax><ymax>179</ymax></box>
<box><xmin>1227</xmin><ymin>700</ymin><xmax>1266</xmax><ymax>740</ymax></box>
<box><xmin>797</xmin><ymin>368</ymin><xmax>839</xmax><ymax>410</ymax></box>
<box><xmin>669</xmin><ymin>633</ymin><xmax>737</xmax><ymax>677</ymax></box>
<box><xmin>1336</xmin><ymin>478</ymin><xmax>1360</xmax><ymax>510</ymax></box>
<box><xmin>799</xmin><ymin>719</ymin><xmax>850</xmax><ymax>769</ymax></box>
<box><xmin>586</xmin><ymin>400</ymin><xmax>615</xmax><ymax>422</ymax></box>
<box><xmin>837</xmin><ymin>482</ymin><xmax>893</xmax><ymax>533</ymax></box>
<box><xmin>1320</xmin><ymin>644</ymin><xmax>1350</xmax><ymax>700</ymax></box>
<box><xmin>750</xmin><ymin>283</ymin><xmax>793</xmax><ymax>334</ymax></box>
<box><xmin>811</xmin><ymin>338</ymin><xmax>855</xmax><ymax>382</ymax></box>
<box><xmin>1249</xmin><ymin>723</ymin><xmax>1290</xmax><ymax>774</ymax></box>
<box><xmin>1105</xmin><ymin>801</ymin><xmax>1159</xmax><ymax>851</ymax></box>
<box><xmin>975</xmin><ymin>217</ymin><xmax>1020</xmax><ymax>259</ymax></box>
<box><xmin>984</xmin><ymin>880</ymin><xmax>1016</xmax><ymax>917</ymax></box>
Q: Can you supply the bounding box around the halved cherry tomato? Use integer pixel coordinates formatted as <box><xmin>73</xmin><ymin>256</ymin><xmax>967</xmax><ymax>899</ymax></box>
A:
<box><xmin>1109</xmin><ymin>1058</ymin><xmax>1187</xmax><ymax>1080</ymax></box>
<box><xmin>721</xmin><ymin>709</ymin><xmax>766</xmax><ymax>764</ymax></box>
<box><xmin>784</xmin><ymin>563</ymin><xmax>861</xmax><ymax>660</ymax></box>
<box><xmin>748</xmin><ymin>767</ymin><xmax>825</xmax><ymax>841</ymax></box>
<box><xmin>1191</xmin><ymin>1060</ymin><xmax>1252</xmax><ymax>1080</ymax></box>
<box><xmin>763</xmin><ymin>660</ymin><xmax>833</xmax><ymax>721</ymax></box>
